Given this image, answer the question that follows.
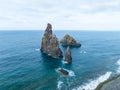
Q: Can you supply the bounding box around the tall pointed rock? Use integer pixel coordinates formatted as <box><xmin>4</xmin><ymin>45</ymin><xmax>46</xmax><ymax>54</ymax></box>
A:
<box><xmin>40</xmin><ymin>23</ymin><xmax>63</xmax><ymax>58</ymax></box>
<box><xmin>64</xmin><ymin>46</ymin><xmax>72</xmax><ymax>64</ymax></box>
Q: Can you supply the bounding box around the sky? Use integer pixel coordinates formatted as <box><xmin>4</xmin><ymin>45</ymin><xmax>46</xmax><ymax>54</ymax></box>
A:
<box><xmin>0</xmin><ymin>0</ymin><xmax>120</xmax><ymax>30</ymax></box>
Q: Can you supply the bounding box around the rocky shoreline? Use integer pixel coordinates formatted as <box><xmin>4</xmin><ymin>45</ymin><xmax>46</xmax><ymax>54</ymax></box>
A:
<box><xmin>96</xmin><ymin>74</ymin><xmax>120</xmax><ymax>90</ymax></box>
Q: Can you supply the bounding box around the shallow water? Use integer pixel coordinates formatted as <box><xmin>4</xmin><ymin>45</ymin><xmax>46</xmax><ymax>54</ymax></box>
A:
<box><xmin>0</xmin><ymin>30</ymin><xmax>120</xmax><ymax>90</ymax></box>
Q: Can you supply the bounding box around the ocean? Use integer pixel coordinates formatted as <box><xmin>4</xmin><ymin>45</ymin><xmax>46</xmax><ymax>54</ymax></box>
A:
<box><xmin>0</xmin><ymin>30</ymin><xmax>120</xmax><ymax>90</ymax></box>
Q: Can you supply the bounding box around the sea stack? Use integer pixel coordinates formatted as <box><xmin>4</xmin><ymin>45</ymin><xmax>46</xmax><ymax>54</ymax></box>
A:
<box><xmin>64</xmin><ymin>46</ymin><xmax>72</xmax><ymax>64</ymax></box>
<box><xmin>40</xmin><ymin>23</ymin><xmax>63</xmax><ymax>58</ymax></box>
<box><xmin>60</xmin><ymin>34</ymin><xmax>81</xmax><ymax>47</ymax></box>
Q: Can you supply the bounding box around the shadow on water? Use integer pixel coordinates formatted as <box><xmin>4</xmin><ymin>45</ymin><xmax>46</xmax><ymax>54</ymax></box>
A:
<box><xmin>40</xmin><ymin>53</ymin><xmax>63</xmax><ymax>69</ymax></box>
<box><xmin>40</xmin><ymin>52</ymin><xmax>73</xmax><ymax>70</ymax></box>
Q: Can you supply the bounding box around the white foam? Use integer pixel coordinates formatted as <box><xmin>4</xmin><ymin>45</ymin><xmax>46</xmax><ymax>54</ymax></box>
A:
<box><xmin>80</xmin><ymin>50</ymin><xmax>87</xmax><ymax>54</ymax></box>
<box><xmin>68</xmin><ymin>70</ymin><xmax>75</xmax><ymax>77</ymax></box>
<box><xmin>73</xmin><ymin>72</ymin><xmax>112</xmax><ymax>90</ymax></box>
<box><xmin>62</xmin><ymin>61</ymin><xmax>69</xmax><ymax>64</ymax></box>
<box><xmin>116</xmin><ymin>59</ymin><xmax>120</xmax><ymax>73</ymax></box>
<box><xmin>57</xmin><ymin>81</ymin><xmax>63</xmax><ymax>90</ymax></box>
<box><xmin>116</xmin><ymin>59</ymin><xmax>120</xmax><ymax>65</ymax></box>
<box><xmin>35</xmin><ymin>48</ymin><xmax>40</xmax><ymax>51</ymax></box>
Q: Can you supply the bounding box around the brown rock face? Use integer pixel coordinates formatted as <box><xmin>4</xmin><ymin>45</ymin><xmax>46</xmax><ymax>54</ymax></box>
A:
<box><xmin>57</xmin><ymin>68</ymin><xmax>69</xmax><ymax>75</ymax></box>
<box><xmin>40</xmin><ymin>23</ymin><xmax>63</xmax><ymax>58</ymax></box>
<box><xmin>64</xmin><ymin>46</ymin><xmax>72</xmax><ymax>64</ymax></box>
<box><xmin>60</xmin><ymin>34</ymin><xmax>81</xmax><ymax>47</ymax></box>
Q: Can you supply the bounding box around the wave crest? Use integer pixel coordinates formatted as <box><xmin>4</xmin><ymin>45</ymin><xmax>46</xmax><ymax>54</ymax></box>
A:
<box><xmin>73</xmin><ymin>72</ymin><xmax>112</xmax><ymax>90</ymax></box>
<box><xmin>116</xmin><ymin>59</ymin><xmax>120</xmax><ymax>73</ymax></box>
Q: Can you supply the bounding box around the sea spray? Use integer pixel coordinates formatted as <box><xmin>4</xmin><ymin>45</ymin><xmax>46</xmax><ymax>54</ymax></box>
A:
<box><xmin>57</xmin><ymin>81</ymin><xmax>63</xmax><ymax>90</ymax></box>
<box><xmin>62</xmin><ymin>60</ymin><xmax>69</xmax><ymax>64</ymax></box>
<box><xmin>68</xmin><ymin>70</ymin><xmax>75</xmax><ymax>77</ymax></box>
<box><xmin>116</xmin><ymin>59</ymin><xmax>120</xmax><ymax>73</ymax></box>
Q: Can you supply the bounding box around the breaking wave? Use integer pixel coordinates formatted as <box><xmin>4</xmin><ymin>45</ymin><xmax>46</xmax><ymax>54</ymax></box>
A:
<box><xmin>116</xmin><ymin>59</ymin><xmax>120</xmax><ymax>73</ymax></box>
<box><xmin>73</xmin><ymin>72</ymin><xmax>112</xmax><ymax>90</ymax></box>
<box><xmin>62</xmin><ymin>61</ymin><xmax>69</xmax><ymax>64</ymax></box>
<box><xmin>35</xmin><ymin>48</ymin><xmax>40</xmax><ymax>51</ymax></box>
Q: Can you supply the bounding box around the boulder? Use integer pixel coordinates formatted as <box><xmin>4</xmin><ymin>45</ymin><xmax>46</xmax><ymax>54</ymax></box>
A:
<box><xmin>57</xmin><ymin>68</ymin><xmax>69</xmax><ymax>75</ymax></box>
<box><xmin>60</xmin><ymin>34</ymin><xmax>81</xmax><ymax>47</ymax></box>
<box><xmin>64</xmin><ymin>46</ymin><xmax>72</xmax><ymax>64</ymax></box>
<box><xmin>40</xmin><ymin>23</ymin><xmax>63</xmax><ymax>58</ymax></box>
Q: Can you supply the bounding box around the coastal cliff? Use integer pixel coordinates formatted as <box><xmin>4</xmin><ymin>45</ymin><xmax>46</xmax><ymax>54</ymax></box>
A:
<box><xmin>40</xmin><ymin>23</ymin><xmax>63</xmax><ymax>58</ymax></box>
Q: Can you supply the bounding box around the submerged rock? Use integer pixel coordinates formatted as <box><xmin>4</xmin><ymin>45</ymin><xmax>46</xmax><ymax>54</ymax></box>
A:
<box><xmin>60</xmin><ymin>34</ymin><xmax>81</xmax><ymax>47</ymax></box>
<box><xmin>40</xmin><ymin>23</ymin><xmax>63</xmax><ymax>58</ymax></box>
<box><xmin>57</xmin><ymin>68</ymin><xmax>69</xmax><ymax>75</ymax></box>
<box><xmin>64</xmin><ymin>46</ymin><xmax>72</xmax><ymax>64</ymax></box>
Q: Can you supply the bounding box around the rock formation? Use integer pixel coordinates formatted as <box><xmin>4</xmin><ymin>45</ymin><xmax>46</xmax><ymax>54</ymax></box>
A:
<box><xmin>40</xmin><ymin>23</ymin><xmax>63</xmax><ymax>58</ymax></box>
<box><xmin>60</xmin><ymin>34</ymin><xmax>81</xmax><ymax>47</ymax></box>
<box><xmin>64</xmin><ymin>46</ymin><xmax>72</xmax><ymax>64</ymax></box>
<box><xmin>57</xmin><ymin>68</ymin><xmax>69</xmax><ymax>75</ymax></box>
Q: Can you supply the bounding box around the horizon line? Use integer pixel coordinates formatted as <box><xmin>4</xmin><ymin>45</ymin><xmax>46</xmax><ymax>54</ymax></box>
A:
<box><xmin>0</xmin><ymin>29</ymin><xmax>120</xmax><ymax>31</ymax></box>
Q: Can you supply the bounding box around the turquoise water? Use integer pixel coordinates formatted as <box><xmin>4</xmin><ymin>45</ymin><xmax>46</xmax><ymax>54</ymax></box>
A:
<box><xmin>0</xmin><ymin>31</ymin><xmax>120</xmax><ymax>90</ymax></box>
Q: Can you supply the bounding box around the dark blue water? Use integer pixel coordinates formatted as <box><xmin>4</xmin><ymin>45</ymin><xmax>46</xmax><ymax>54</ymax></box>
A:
<box><xmin>0</xmin><ymin>31</ymin><xmax>120</xmax><ymax>90</ymax></box>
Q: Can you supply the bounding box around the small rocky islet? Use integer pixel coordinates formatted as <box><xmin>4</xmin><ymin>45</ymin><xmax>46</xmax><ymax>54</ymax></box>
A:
<box><xmin>60</xmin><ymin>34</ymin><xmax>81</xmax><ymax>47</ymax></box>
<box><xmin>40</xmin><ymin>23</ymin><xmax>81</xmax><ymax>75</ymax></box>
<box><xmin>64</xmin><ymin>46</ymin><xmax>72</xmax><ymax>64</ymax></box>
<box><xmin>40</xmin><ymin>23</ymin><xmax>63</xmax><ymax>58</ymax></box>
<box><xmin>57</xmin><ymin>68</ymin><xmax>69</xmax><ymax>75</ymax></box>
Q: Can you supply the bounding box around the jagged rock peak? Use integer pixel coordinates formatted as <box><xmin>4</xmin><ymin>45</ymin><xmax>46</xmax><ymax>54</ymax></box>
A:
<box><xmin>40</xmin><ymin>23</ymin><xmax>63</xmax><ymax>58</ymax></box>
<box><xmin>60</xmin><ymin>34</ymin><xmax>81</xmax><ymax>47</ymax></box>
<box><xmin>64</xmin><ymin>46</ymin><xmax>72</xmax><ymax>64</ymax></box>
<box><xmin>45</xmin><ymin>23</ymin><xmax>52</xmax><ymax>34</ymax></box>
